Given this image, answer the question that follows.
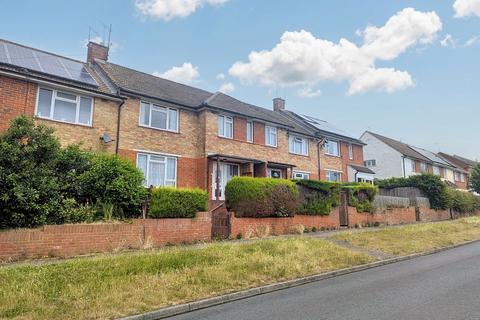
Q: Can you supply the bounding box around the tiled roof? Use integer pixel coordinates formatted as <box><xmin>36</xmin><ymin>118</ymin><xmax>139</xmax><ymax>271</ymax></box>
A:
<box><xmin>365</xmin><ymin>131</ymin><xmax>430</xmax><ymax>162</ymax></box>
<box><xmin>96</xmin><ymin>61</ymin><xmax>213</xmax><ymax>108</ymax></box>
<box><xmin>438</xmin><ymin>152</ymin><xmax>477</xmax><ymax>170</ymax></box>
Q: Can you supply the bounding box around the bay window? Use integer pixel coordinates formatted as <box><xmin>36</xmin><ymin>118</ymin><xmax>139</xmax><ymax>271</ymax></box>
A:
<box><xmin>137</xmin><ymin>153</ymin><xmax>177</xmax><ymax>187</ymax></box>
<box><xmin>139</xmin><ymin>102</ymin><xmax>178</xmax><ymax>132</ymax></box>
<box><xmin>289</xmin><ymin>135</ymin><xmax>308</xmax><ymax>156</ymax></box>
<box><xmin>36</xmin><ymin>88</ymin><xmax>93</xmax><ymax>125</ymax></box>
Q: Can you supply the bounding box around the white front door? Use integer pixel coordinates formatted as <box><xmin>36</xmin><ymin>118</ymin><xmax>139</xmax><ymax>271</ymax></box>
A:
<box><xmin>212</xmin><ymin>163</ymin><xmax>239</xmax><ymax>200</ymax></box>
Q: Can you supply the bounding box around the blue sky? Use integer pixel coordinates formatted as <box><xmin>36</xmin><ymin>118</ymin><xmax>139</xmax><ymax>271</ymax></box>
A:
<box><xmin>1</xmin><ymin>0</ymin><xmax>479</xmax><ymax>159</ymax></box>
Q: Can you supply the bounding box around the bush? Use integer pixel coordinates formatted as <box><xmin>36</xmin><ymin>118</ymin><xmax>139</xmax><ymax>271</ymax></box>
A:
<box><xmin>376</xmin><ymin>174</ymin><xmax>450</xmax><ymax>210</ymax></box>
<box><xmin>78</xmin><ymin>154</ymin><xmax>147</xmax><ymax>218</ymax></box>
<box><xmin>149</xmin><ymin>187</ymin><xmax>207</xmax><ymax>218</ymax></box>
<box><xmin>470</xmin><ymin>164</ymin><xmax>480</xmax><ymax>193</ymax></box>
<box><xmin>343</xmin><ymin>183</ymin><xmax>378</xmax><ymax>213</ymax></box>
<box><xmin>225</xmin><ymin>177</ymin><xmax>299</xmax><ymax>217</ymax></box>
<box><xmin>448</xmin><ymin>189</ymin><xmax>480</xmax><ymax>213</ymax></box>
<box><xmin>56</xmin><ymin>198</ymin><xmax>96</xmax><ymax>224</ymax></box>
<box><xmin>295</xmin><ymin>180</ymin><xmax>340</xmax><ymax>216</ymax></box>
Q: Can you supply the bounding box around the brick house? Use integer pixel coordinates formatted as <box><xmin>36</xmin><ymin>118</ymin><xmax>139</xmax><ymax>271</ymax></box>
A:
<box><xmin>360</xmin><ymin>131</ymin><xmax>469</xmax><ymax>190</ymax></box>
<box><xmin>437</xmin><ymin>153</ymin><xmax>478</xmax><ymax>190</ymax></box>
<box><xmin>0</xmin><ymin>38</ymin><xmax>372</xmax><ymax>206</ymax></box>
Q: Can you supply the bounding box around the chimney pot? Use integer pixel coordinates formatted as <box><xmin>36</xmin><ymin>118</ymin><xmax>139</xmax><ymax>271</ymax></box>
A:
<box><xmin>273</xmin><ymin>97</ymin><xmax>285</xmax><ymax>112</ymax></box>
<box><xmin>87</xmin><ymin>41</ymin><xmax>109</xmax><ymax>64</ymax></box>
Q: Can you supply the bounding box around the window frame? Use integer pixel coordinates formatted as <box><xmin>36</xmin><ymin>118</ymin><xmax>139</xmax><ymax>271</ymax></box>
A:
<box><xmin>364</xmin><ymin>159</ymin><xmax>376</xmax><ymax>167</ymax></box>
<box><xmin>139</xmin><ymin>101</ymin><xmax>179</xmax><ymax>132</ymax></box>
<box><xmin>325</xmin><ymin>139</ymin><xmax>340</xmax><ymax>157</ymax></box>
<box><xmin>289</xmin><ymin>134</ymin><xmax>309</xmax><ymax>156</ymax></box>
<box><xmin>35</xmin><ymin>87</ymin><xmax>94</xmax><ymax>127</ymax></box>
<box><xmin>348</xmin><ymin>143</ymin><xmax>353</xmax><ymax>160</ymax></box>
<box><xmin>293</xmin><ymin>171</ymin><xmax>310</xmax><ymax>180</ymax></box>
<box><xmin>326</xmin><ymin>170</ymin><xmax>342</xmax><ymax>182</ymax></box>
<box><xmin>136</xmin><ymin>152</ymin><xmax>177</xmax><ymax>187</ymax></box>
<box><xmin>432</xmin><ymin>165</ymin><xmax>440</xmax><ymax>176</ymax></box>
<box><xmin>218</xmin><ymin>115</ymin><xmax>234</xmax><ymax>139</ymax></box>
<box><xmin>454</xmin><ymin>171</ymin><xmax>461</xmax><ymax>182</ymax></box>
<box><xmin>460</xmin><ymin>173</ymin><xmax>465</xmax><ymax>182</ymax></box>
<box><xmin>265</xmin><ymin>125</ymin><xmax>278</xmax><ymax>147</ymax></box>
<box><xmin>246</xmin><ymin>120</ymin><xmax>254</xmax><ymax>143</ymax></box>
<box><xmin>420</xmin><ymin>162</ymin><xmax>428</xmax><ymax>173</ymax></box>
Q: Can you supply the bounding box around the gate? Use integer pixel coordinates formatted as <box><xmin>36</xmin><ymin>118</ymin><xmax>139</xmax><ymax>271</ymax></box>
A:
<box><xmin>339</xmin><ymin>191</ymin><xmax>349</xmax><ymax>226</ymax></box>
<box><xmin>211</xmin><ymin>204</ymin><xmax>231</xmax><ymax>239</ymax></box>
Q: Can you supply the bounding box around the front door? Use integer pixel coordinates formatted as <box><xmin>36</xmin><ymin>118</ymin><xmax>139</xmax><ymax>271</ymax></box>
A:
<box><xmin>212</xmin><ymin>163</ymin><xmax>239</xmax><ymax>200</ymax></box>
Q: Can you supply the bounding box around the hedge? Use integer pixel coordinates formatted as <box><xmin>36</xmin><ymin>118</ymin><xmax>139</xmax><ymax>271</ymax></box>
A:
<box><xmin>448</xmin><ymin>189</ymin><xmax>480</xmax><ymax>213</ymax></box>
<box><xmin>225</xmin><ymin>177</ymin><xmax>299</xmax><ymax>217</ymax></box>
<box><xmin>149</xmin><ymin>187</ymin><xmax>208</xmax><ymax>218</ymax></box>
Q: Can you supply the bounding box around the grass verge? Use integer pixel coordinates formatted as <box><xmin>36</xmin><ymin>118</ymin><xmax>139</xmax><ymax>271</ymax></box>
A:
<box><xmin>333</xmin><ymin>216</ymin><xmax>480</xmax><ymax>256</ymax></box>
<box><xmin>0</xmin><ymin>237</ymin><xmax>372</xmax><ymax>320</ymax></box>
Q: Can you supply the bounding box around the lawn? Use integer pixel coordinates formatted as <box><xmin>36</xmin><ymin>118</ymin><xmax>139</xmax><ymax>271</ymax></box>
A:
<box><xmin>333</xmin><ymin>216</ymin><xmax>480</xmax><ymax>256</ymax></box>
<box><xmin>0</xmin><ymin>237</ymin><xmax>372</xmax><ymax>320</ymax></box>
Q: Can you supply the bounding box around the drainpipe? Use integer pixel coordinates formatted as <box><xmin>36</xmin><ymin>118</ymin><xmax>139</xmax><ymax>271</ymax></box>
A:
<box><xmin>317</xmin><ymin>138</ymin><xmax>325</xmax><ymax>180</ymax></box>
<box><xmin>115</xmin><ymin>98</ymin><xmax>126</xmax><ymax>155</ymax></box>
<box><xmin>402</xmin><ymin>156</ymin><xmax>406</xmax><ymax>178</ymax></box>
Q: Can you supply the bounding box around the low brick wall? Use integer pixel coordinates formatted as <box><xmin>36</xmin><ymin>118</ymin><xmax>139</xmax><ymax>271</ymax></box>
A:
<box><xmin>0</xmin><ymin>212</ymin><xmax>211</xmax><ymax>262</ymax></box>
<box><xmin>418</xmin><ymin>208</ymin><xmax>451</xmax><ymax>222</ymax></box>
<box><xmin>348</xmin><ymin>207</ymin><xmax>417</xmax><ymax>226</ymax></box>
<box><xmin>230</xmin><ymin>210</ymin><xmax>340</xmax><ymax>239</ymax></box>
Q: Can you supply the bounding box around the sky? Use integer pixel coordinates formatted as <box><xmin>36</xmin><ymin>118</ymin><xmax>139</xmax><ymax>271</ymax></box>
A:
<box><xmin>1</xmin><ymin>0</ymin><xmax>479</xmax><ymax>160</ymax></box>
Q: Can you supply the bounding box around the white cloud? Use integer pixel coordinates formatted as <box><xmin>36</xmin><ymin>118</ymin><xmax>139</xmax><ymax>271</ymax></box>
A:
<box><xmin>135</xmin><ymin>0</ymin><xmax>229</xmax><ymax>21</ymax></box>
<box><xmin>153</xmin><ymin>62</ymin><xmax>199</xmax><ymax>85</ymax></box>
<box><xmin>464</xmin><ymin>35</ymin><xmax>480</xmax><ymax>46</ymax></box>
<box><xmin>297</xmin><ymin>87</ymin><xmax>321</xmax><ymax>98</ymax></box>
<box><xmin>440</xmin><ymin>34</ymin><xmax>456</xmax><ymax>47</ymax></box>
<box><xmin>216</xmin><ymin>73</ymin><xmax>225</xmax><ymax>80</ymax></box>
<box><xmin>229</xmin><ymin>8</ymin><xmax>441</xmax><ymax>95</ymax></box>
<box><xmin>453</xmin><ymin>0</ymin><xmax>480</xmax><ymax>17</ymax></box>
<box><xmin>219</xmin><ymin>82</ymin><xmax>234</xmax><ymax>93</ymax></box>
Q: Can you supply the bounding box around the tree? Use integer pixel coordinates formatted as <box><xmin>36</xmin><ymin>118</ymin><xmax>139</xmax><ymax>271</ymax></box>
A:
<box><xmin>469</xmin><ymin>163</ymin><xmax>480</xmax><ymax>193</ymax></box>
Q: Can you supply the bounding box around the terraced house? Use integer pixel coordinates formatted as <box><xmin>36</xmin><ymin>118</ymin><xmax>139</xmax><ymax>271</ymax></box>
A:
<box><xmin>0</xmin><ymin>39</ymin><xmax>372</xmax><ymax>206</ymax></box>
<box><xmin>360</xmin><ymin>131</ymin><xmax>469</xmax><ymax>190</ymax></box>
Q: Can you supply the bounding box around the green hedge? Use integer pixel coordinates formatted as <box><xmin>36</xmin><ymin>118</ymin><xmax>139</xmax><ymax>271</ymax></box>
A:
<box><xmin>225</xmin><ymin>177</ymin><xmax>299</xmax><ymax>217</ymax></box>
<box><xmin>149</xmin><ymin>187</ymin><xmax>208</xmax><ymax>218</ymax></box>
<box><xmin>448</xmin><ymin>189</ymin><xmax>480</xmax><ymax>213</ymax></box>
<box><xmin>343</xmin><ymin>183</ymin><xmax>378</xmax><ymax>213</ymax></box>
<box><xmin>295</xmin><ymin>180</ymin><xmax>340</xmax><ymax>215</ymax></box>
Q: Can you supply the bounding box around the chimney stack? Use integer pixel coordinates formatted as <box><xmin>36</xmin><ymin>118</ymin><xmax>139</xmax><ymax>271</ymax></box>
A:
<box><xmin>273</xmin><ymin>97</ymin><xmax>285</xmax><ymax>112</ymax></box>
<box><xmin>87</xmin><ymin>41</ymin><xmax>109</xmax><ymax>64</ymax></box>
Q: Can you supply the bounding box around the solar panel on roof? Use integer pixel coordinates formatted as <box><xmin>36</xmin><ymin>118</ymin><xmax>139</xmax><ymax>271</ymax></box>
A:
<box><xmin>409</xmin><ymin>146</ymin><xmax>452</xmax><ymax>166</ymax></box>
<box><xmin>0</xmin><ymin>40</ymin><xmax>98</xmax><ymax>87</ymax></box>
<box><xmin>298</xmin><ymin>113</ymin><xmax>353</xmax><ymax>138</ymax></box>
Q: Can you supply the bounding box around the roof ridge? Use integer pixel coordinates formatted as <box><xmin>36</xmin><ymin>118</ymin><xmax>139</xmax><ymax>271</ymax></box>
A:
<box><xmin>0</xmin><ymin>38</ymin><xmax>86</xmax><ymax>65</ymax></box>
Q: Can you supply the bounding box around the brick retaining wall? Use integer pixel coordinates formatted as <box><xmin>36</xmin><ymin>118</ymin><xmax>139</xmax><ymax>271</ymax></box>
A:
<box><xmin>417</xmin><ymin>208</ymin><xmax>451</xmax><ymax>222</ymax></box>
<box><xmin>0</xmin><ymin>212</ymin><xmax>211</xmax><ymax>262</ymax></box>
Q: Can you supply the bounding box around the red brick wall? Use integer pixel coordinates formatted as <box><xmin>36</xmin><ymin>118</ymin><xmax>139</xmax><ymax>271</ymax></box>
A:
<box><xmin>0</xmin><ymin>76</ymin><xmax>37</xmax><ymax>132</ymax></box>
<box><xmin>341</xmin><ymin>143</ymin><xmax>365</xmax><ymax>181</ymax></box>
<box><xmin>0</xmin><ymin>213</ymin><xmax>211</xmax><ymax>262</ymax></box>
<box><xmin>253</xmin><ymin>121</ymin><xmax>265</xmax><ymax>145</ymax></box>
<box><xmin>348</xmin><ymin>207</ymin><xmax>417</xmax><ymax>226</ymax></box>
<box><xmin>233</xmin><ymin>116</ymin><xmax>247</xmax><ymax>142</ymax></box>
<box><xmin>418</xmin><ymin>208</ymin><xmax>451</xmax><ymax>222</ymax></box>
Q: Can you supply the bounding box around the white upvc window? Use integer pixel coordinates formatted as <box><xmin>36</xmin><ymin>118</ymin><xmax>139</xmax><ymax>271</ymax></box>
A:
<box><xmin>326</xmin><ymin>170</ymin><xmax>342</xmax><ymax>182</ymax></box>
<box><xmin>35</xmin><ymin>88</ymin><xmax>93</xmax><ymax>126</ymax></box>
<box><xmin>293</xmin><ymin>171</ymin><xmax>310</xmax><ymax>180</ymax></box>
<box><xmin>136</xmin><ymin>153</ymin><xmax>177</xmax><ymax>187</ymax></box>
<box><xmin>325</xmin><ymin>140</ymin><xmax>340</xmax><ymax>156</ymax></box>
<box><xmin>364</xmin><ymin>159</ymin><xmax>376</xmax><ymax>167</ymax></box>
<box><xmin>218</xmin><ymin>115</ymin><xmax>233</xmax><ymax>139</ymax></box>
<box><xmin>289</xmin><ymin>135</ymin><xmax>309</xmax><ymax>156</ymax></box>
<box><xmin>265</xmin><ymin>126</ymin><xmax>277</xmax><ymax>147</ymax></box>
<box><xmin>246</xmin><ymin>121</ymin><xmax>253</xmax><ymax>143</ymax></box>
<box><xmin>348</xmin><ymin>143</ymin><xmax>353</xmax><ymax>160</ymax></box>
<box><xmin>139</xmin><ymin>101</ymin><xmax>178</xmax><ymax>132</ymax></box>
<box><xmin>432</xmin><ymin>166</ymin><xmax>440</xmax><ymax>175</ymax></box>
<box><xmin>460</xmin><ymin>173</ymin><xmax>465</xmax><ymax>182</ymax></box>
<box><xmin>454</xmin><ymin>171</ymin><xmax>461</xmax><ymax>181</ymax></box>
<box><xmin>420</xmin><ymin>162</ymin><xmax>428</xmax><ymax>173</ymax></box>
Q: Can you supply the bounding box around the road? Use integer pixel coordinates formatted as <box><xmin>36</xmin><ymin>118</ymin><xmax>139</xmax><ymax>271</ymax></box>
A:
<box><xmin>168</xmin><ymin>242</ymin><xmax>480</xmax><ymax>320</ymax></box>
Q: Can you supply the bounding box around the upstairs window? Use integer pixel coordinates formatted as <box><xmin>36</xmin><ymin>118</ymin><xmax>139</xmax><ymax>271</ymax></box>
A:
<box><xmin>246</xmin><ymin>121</ymin><xmax>253</xmax><ymax>143</ymax></box>
<box><xmin>140</xmin><ymin>102</ymin><xmax>178</xmax><ymax>132</ymax></box>
<box><xmin>454</xmin><ymin>171</ymin><xmax>461</xmax><ymax>181</ymax></box>
<box><xmin>460</xmin><ymin>173</ymin><xmax>465</xmax><ymax>182</ymax></box>
<box><xmin>289</xmin><ymin>135</ymin><xmax>308</xmax><ymax>156</ymax></box>
<box><xmin>265</xmin><ymin>126</ymin><xmax>277</xmax><ymax>147</ymax></box>
<box><xmin>348</xmin><ymin>143</ymin><xmax>354</xmax><ymax>160</ymax></box>
<box><xmin>137</xmin><ymin>153</ymin><xmax>177</xmax><ymax>187</ymax></box>
<box><xmin>325</xmin><ymin>140</ymin><xmax>340</xmax><ymax>156</ymax></box>
<box><xmin>36</xmin><ymin>88</ymin><xmax>93</xmax><ymax>126</ymax></box>
<box><xmin>364</xmin><ymin>159</ymin><xmax>376</xmax><ymax>167</ymax></box>
<box><xmin>420</xmin><ymin>162</ymin><xmax>428</xmax><ymax>173</ymax></box>
<box><xmin>432</xmin><ymin>166</ymin><xmax>440</xmax><ymax>175</ymax></box>
<box><xmin>218</xmin><ymin>115</ymin><xmax>233</xmax><ymax>139</ymax></box>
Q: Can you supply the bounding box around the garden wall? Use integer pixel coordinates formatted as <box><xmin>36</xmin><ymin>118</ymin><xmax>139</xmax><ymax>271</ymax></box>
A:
<box><xmin>0</xmin><ymin>212</ymin><xmax>211</xmax><ymax>262</ymax></box>
<box><xmin>349</xmin><ymin>207</ymin><xmax>417</xmax><ymax>226</ymax></box>
<box><xmin>417</xmin><ymin>208</ymin><xmax>451</xmax><ymax>222</ymax></box>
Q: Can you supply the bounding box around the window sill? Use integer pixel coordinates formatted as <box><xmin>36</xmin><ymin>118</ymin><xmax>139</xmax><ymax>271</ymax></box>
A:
<box><xmin>289</xmin><ymin>152</ymin><xmax>309</xmax><ymax>157</ymax></box>
<box><xmin>138</xmin><ymin>124</ymin><xmax>179</xmax><ymax>134</ymax></box>
<box><xmin>218</xmin><ymin>135</ymin><xmax>234</xmax><ymax>140</ymax></box>
<box><xmin>35</xmin><ymin>116</ymin><xmax>93</xmax><ymax>128</ymax></box>
<box><xmin>325</xmin><ymin>153</ymin><xmax>341</xmax><ymax>158</ymax></box>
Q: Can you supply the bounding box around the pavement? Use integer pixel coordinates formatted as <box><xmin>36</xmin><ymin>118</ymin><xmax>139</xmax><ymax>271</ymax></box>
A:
<box><xmin>167</xmin><ymin>241</ymin><xmax>480</xmax><ymax>320</ymax></box>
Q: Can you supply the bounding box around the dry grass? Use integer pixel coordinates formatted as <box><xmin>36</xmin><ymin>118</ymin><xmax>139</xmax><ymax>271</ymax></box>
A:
<box><xmin>334</xmin><ymin>217</ymin><xmax>480</xmax><ymax>256</ymax></box>
<box><xmin>0</xmin><ymin>237</ymin><xmax>372</xmax><ymax>320</ymax></box>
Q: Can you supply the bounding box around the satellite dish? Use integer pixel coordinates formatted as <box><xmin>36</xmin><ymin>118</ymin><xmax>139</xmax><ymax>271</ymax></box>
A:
<box><xmin>100</xmin><ymin>133</ymin><xmax>114</xmax><ymax>143</ymax></box>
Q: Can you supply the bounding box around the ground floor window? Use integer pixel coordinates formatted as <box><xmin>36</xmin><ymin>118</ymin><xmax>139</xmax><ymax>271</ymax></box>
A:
<box><xmin>268</xmin><ymin>168</ymin><xmax>282</xmax><ymax>179</ymax></box>
<box><xmin>293</xmin><ymin>171</ymin><xmax>310</xmax><ymax>180</ymax></box>
<box><xmin>326</xmin><ymin>170</ymin><xmax>342</xmax><ymax>182</ymax></box>
<box><xmin>136</xmin><ymin>152</ymin><xmax>177</xmax><ymax>187</ymax></box>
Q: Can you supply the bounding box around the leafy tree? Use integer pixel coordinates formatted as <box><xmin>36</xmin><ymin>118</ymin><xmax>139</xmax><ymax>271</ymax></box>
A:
<box><xmin>469</xmin><ymin>164</ymin><xmax>480</xmax><ymax>193</ymax></box>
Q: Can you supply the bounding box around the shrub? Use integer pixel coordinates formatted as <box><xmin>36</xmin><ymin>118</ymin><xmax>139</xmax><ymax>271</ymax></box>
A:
<box><xmin>78</xmin><ymin>154</ymin><xmax>147</xmax><ymax>218</ymax></box>
<box><xmin>56</xmin><ymin>198</ymin><xmax>96</xmax><ymax>224</ymax></box>
<box><xmin>343</xmin><ymin>183</ymin><xmax>378</xmax><ymax>213</ymax></box>
<box><xmin>225</xmin><ymin>177</ymin><xmax>299</xmax><ymax>218</ymax></box>
<box><xmin>149</xmin><ymin>187</ymin><xmax>207</xmax><ymax>218</ymax></box>
<box><xmin>448</xmin><ymin>189</ymin><xmax>480</xmax><ymax>213</ymax></box>
<box><xmin>295</xmin><ymin>180</ymin><xmax>340</xmax><ymax>215</ymax></box>
<box><xmin>470</xmin><ymin>164</ymin><xmax>480</xmax><ymax>193</ymax></box>
<box><xmin>376</xmin><ymin>174</ymin><xmax>450</xmax><ymax>210</ymax></box>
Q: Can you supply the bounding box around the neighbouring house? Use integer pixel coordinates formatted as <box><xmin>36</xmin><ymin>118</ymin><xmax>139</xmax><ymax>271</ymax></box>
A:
<box><xmin>1</xmin><ymin>38</ymin><xmax>372</xmax><ymax>208</ymax></box>
<box><xmin>360</xmin><ymin>131</ymin><xmax>469</xmax><ymax>190</ymax></box>
<box><xmin>437</xmin><ymin>152</ymin><xmax>478</xmax><ymax>189</ymax></box>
